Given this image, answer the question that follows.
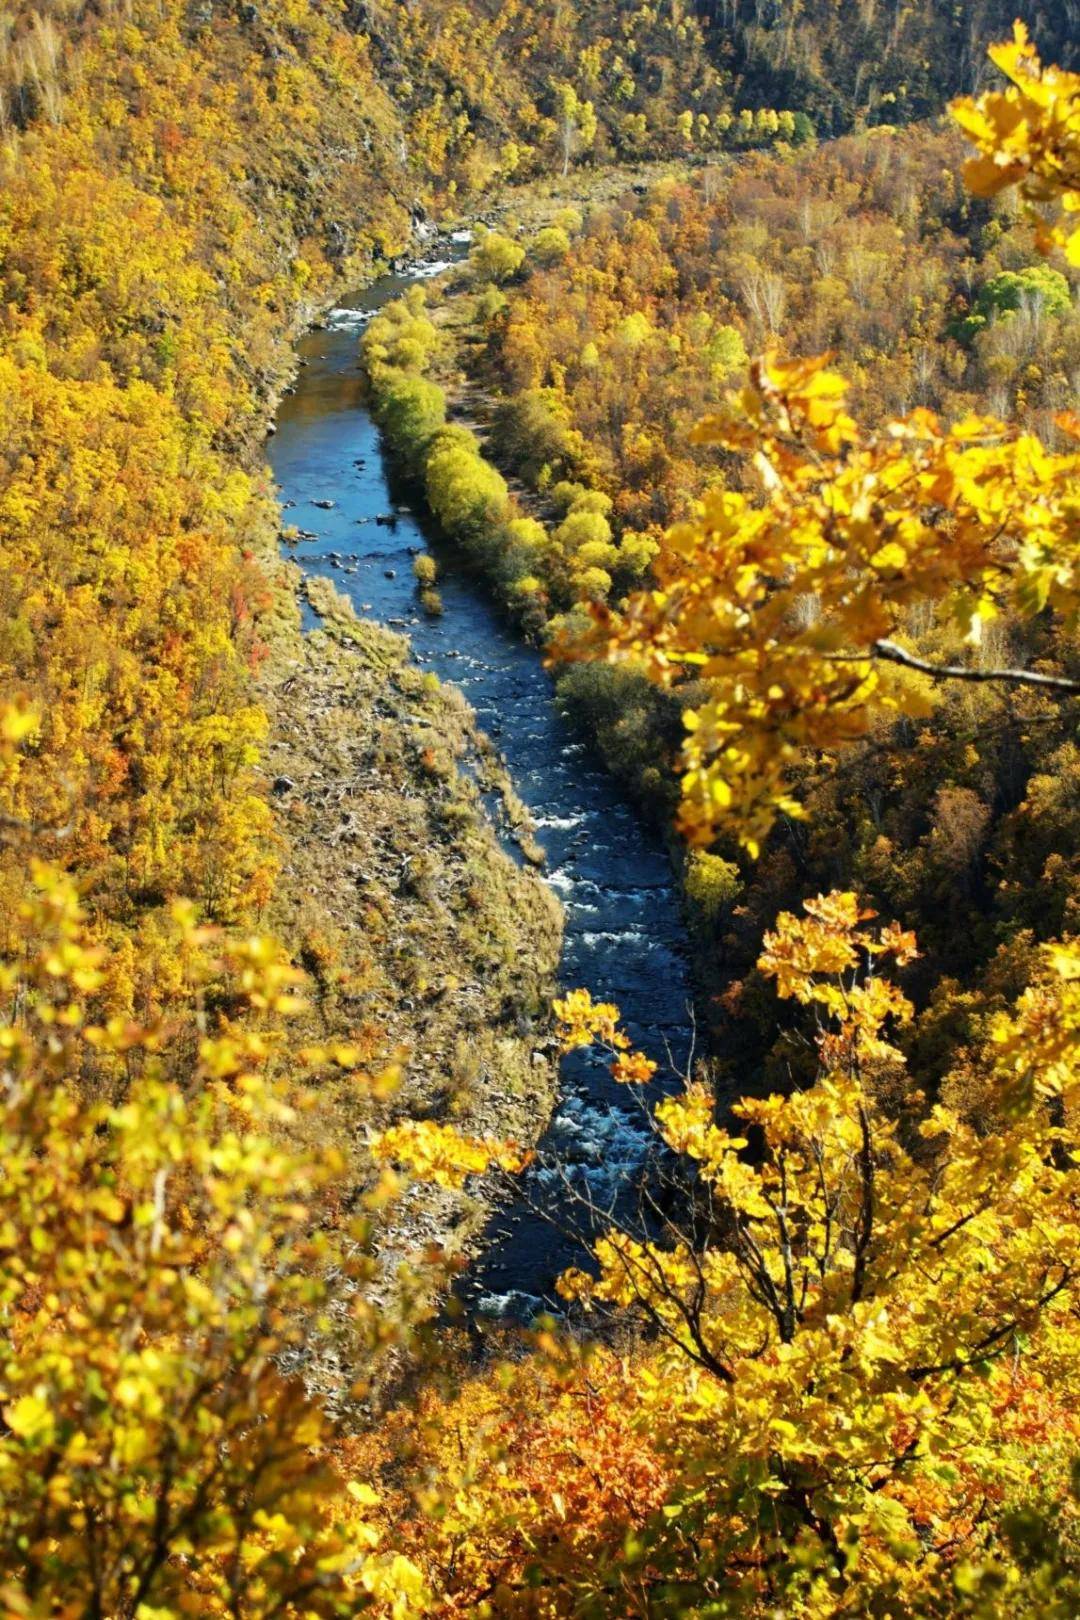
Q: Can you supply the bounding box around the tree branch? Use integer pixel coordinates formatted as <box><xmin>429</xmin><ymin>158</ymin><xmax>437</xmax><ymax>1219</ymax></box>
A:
<box><xmin>870</xmin><ymin>640</ymin><xmax>1080</xmax><ymax>693</ymax></box>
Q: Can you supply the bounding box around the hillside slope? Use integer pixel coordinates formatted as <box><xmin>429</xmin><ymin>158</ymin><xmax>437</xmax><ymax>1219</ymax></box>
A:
<box><xmin>706</xmin><ymin>0</ymin><xmax>1078</xmax><ymax>131</ymax></box>
<box><xmin>0</xmin><ymin>0</ymin><xmax>566</xmax><ymax>1224</ymax></box>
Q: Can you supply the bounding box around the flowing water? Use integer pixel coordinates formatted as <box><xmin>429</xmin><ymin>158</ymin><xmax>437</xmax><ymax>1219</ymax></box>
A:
<box><xmin>269</xmin><ymin>257</ymin><xmax>695</xmax><ymax>1318</ymax></box>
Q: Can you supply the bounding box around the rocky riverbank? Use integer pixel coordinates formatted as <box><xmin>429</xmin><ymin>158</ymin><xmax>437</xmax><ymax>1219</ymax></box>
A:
<box><xmin>253</xmin><ymin>509</ymin><xmax>562</xmax><ymax>1277</ymax></box>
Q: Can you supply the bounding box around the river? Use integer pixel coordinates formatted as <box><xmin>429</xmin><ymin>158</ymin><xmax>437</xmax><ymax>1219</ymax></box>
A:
<box><xmin>269</xmin><ymin>256</ymin><xmax>695</xmax><ymax>1319</ymax></box>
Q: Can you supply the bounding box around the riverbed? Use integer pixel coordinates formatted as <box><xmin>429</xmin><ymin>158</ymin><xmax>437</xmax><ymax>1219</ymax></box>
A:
<box><xmin>269</xmin><ymin>258</ymin><xmax>695</xmax><ymax>1318</ymax></box>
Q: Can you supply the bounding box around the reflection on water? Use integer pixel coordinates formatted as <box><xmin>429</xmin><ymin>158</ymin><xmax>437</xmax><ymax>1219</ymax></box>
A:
<box><xmin>270</xmin><ymin>263</ymin><xmax>695</xmax><ymax>1318</ymax></box>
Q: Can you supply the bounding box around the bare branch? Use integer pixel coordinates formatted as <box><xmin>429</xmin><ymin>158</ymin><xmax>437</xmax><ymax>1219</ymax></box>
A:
<box><xmin>870</xmin><ymin>639</ymin><xmax>1080</xmax><ymax>694</ymax></box>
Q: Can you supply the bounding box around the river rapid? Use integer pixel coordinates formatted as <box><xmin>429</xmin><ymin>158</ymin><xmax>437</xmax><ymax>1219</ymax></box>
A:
<box><xmin>269</xmin><ymin>255</ymin><xmax>695</xmax><ymax>1319</ymax></box>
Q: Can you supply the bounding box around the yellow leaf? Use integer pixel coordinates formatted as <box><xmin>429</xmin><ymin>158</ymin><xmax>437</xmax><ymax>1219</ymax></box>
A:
<box><xmin>5</xmin><ymin>1394</ymin><xmax>52</xmax><ymax>1441</ymax></box>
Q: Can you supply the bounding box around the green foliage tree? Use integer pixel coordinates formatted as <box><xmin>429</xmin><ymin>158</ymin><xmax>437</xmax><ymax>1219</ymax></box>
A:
<box><xmin>425</xmin><ymin>432</ymin><xmax>510</xmax><ymax>536</ymax></box>
<box><xmin>958</xmin><ymin>264</ymin><xmax>1072</xmax><ymax>342</ymax></box>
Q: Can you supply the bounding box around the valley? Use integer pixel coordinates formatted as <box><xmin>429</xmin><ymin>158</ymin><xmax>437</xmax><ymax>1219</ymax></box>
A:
<box><xmin>1</xmin><ymin>2</ymin><xmax>1078</xmax><ymax>1613</ymax></box>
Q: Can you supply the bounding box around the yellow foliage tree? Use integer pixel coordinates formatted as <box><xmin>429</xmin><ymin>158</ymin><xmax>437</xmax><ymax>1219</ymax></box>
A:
<box><xmin>570</xmin><ymin>353</ymin><xmax>1079</xmax><ymax>853</ymax></box>
<box><xmin>561</xmin><ymin>26</ymin><xmax>1080</xmax><ymax>857</ymax></box>
<box><xmin>384</xmin><ymin>898</ymin><xmax>1080</xmax><ymax>1616</ymax></box>
<box><xmin>0</xmin><ymin>862</ymin><xmax>440</xmax><ymax>1614</ymax></box>
<box><xmin>953</xmin><ymin>23</ymin><xmax>1080</xmax><ymax>266</ymax></box>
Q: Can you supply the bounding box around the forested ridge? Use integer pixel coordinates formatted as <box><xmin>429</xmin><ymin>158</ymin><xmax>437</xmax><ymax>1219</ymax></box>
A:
<box><xmin>1</xmin><ymin>0</ymin><xmax>1080</xmax><ymax>1615</ymax></box>
<box><xmin>701</xmin><ymin>0</ymin><xmax>1077</xmax><ymax>129</ymax></box>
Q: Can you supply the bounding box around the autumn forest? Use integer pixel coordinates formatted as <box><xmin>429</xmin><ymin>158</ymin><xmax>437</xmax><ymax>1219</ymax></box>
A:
<box><xmin>1</xmin><ymin>0</ymin><xmax>1080</xmax><ymax>1614</ymax></box>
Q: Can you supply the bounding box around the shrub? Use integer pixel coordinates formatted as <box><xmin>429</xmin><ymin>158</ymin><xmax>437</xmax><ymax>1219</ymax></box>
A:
<box><xmin>475</xmin><ymin>283</ymin><xmax>509</xmax><ymax>323</ymax></box>
<box><xmin>569</xmin><ymin>489</ymin><xmax>613</xmax><ymax>517</ymax></box>
<box><xmin>491</xmin><ymin>390</ymin><xmax>576</xmax><ymax>483</ymax></box>
<box><xmin>555</xmin><ymin>508</ymin><xmax>612</xmax><ymax>554</ymax></box>
<box><xmin>550</xmin><ymin>479</ymin><xmax>589</xmax><ymax>512</ymax></box>
<box><xmin>575</xmin><ymin>538</ymin><xmax>619</xmax><ymax>571</ymax></box>
<box><xmin>374</xmin><ymin>371</ymin><xmax>446</xmax><ymax>464</ymax></box>
<box><xmin>363</xmin><ymin>288</ymin><xmax>442</xmax><ymax>370</ymax></box>
<box><xmin>572</xmin><ymin>564</ymin><xmax>612</xmax><ymax>600</ymax></box>
<box><xmin>531</xmin><ymin>225</ymin><xmax>571</xmax><ymax>266</ymax></box>
<box><xmin>470</xmin><ymin>230</ymin><xmax>526</xmax><ymax>284</ymax></box>
<box><xmin>556</xmin><ymin>662</ymin><xmax>679</xmax><ymax>814</ymax></box>
<box><xmin>617</xmin><ymin>531</ymin><xmax>660</xmax><ymax>578</ymax></box>
<box><xmin>425</xmin><ymin>437</ymin><xmax>511</xmax><ymax>536</ymax></box>
<box><xmin>684</xmin><ymin>850</ymin><xmax>743</xmax><ymax>925</ymax></box>
<box><xmin>505</xmin><ymin>516</ymin><xmax>549</xmax><ymax>553</ymax></box>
